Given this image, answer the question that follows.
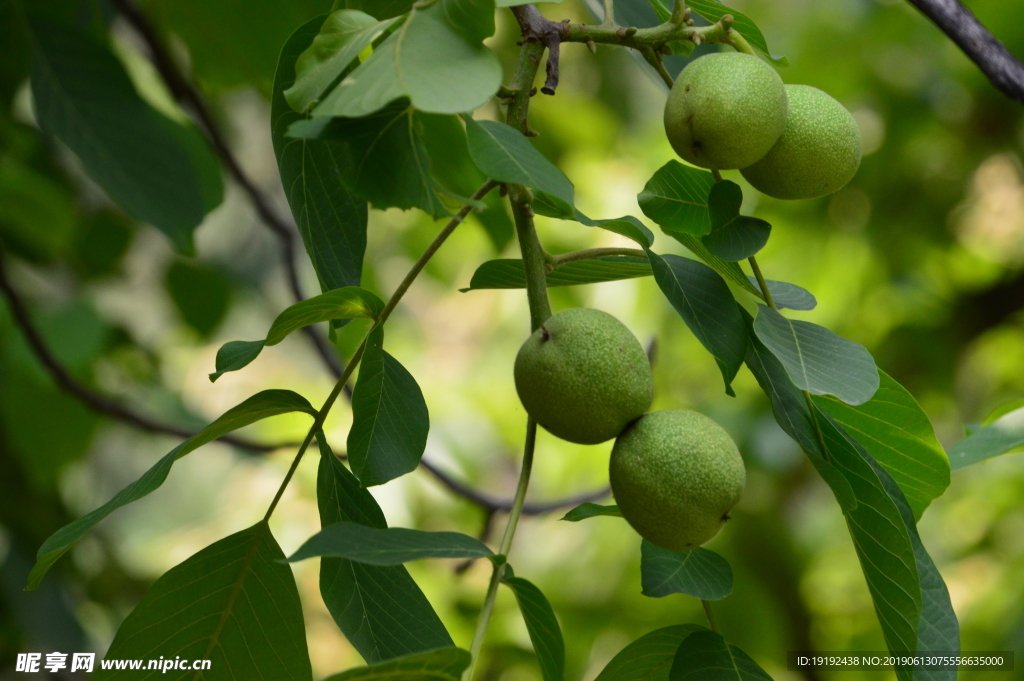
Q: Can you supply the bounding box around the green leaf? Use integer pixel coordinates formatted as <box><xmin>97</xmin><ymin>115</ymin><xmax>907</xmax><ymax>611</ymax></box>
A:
<box><xmin>465</xmin><ymin>118</ymin><xmax>575</xmax><ymax>214</ymax></box>
<box><xmin>348</xmin><ymin>326</ymin><xmax>430</xmax><ymax>486</ymax></box>
<box><xmin>27</xmin><ymin>390</ymin><xmax>316</xmax><ymax>590</ymax></box>
<box><xmin>285</xmin><ymin>11</ymin><xmax>401</xmax><ymax>113</ymax></box>
<box><xmin>741</xmin><ymin>307</ymin><xmax>857</xmax><ymax>511</ymax></box>
<box><xmin>815</xmin><ymin>371</ymin><xmax>950</xmax><ymax>519</ymax></box>
<box><xmin>640</xmin><ymin>541</ymin><xmax>733</xmax><ymax>601</ymax></box>
<box><xmin>317</xmin><ymin>437</ymin><xmax>455</xmax><ymax>662</ymax></box>
<box><xmin>503</xmin><ymin>568</ymin><xmax>565</xmax><ymax>681</ymax></box>
<box><xmin>28</xmin><ymin>15</ymin><xmax>223</xmax><ymax>254</ymax></box>
<box><xmin>475</xmin><ymin>191</ymin><xmax>516</xmax><ymax>252</ymax></box>
<box><xmin>461</xmin><ymin>257</ymin><xmax>652</xmax><ymax>291</ymax></box>
<box><xmin>745</xmin><ymin>278</ymin><xmax>816</xmax><ymax>311</ymax></box>
<box><xmin>646</xmin><ymin>251</ymin><xmax>748</xmax><ymax>396</ymax></box>
<box><xmin>593</xmin><ymin>625</ymin><xmax>706</xmax><ymax>681</ymax></box>
<box><xmin>166</xmin><ymin>259</ymin><xmax>231</xmax><ymax>337</ymax></box>
<box><xmin>323</xmin><ymin>648</ymin><xmax>471</xmax><ymax>681</ymax></box>
<box><xmin>273</xmin><ymin>16</ymin><xmax>369</xmax><ymax>295</ymax></box>
<box><xmin>290</xmin><ymin>102</ymin><xmax>473</xmax><ymax>219</ymax></box>
<box><xmin>312</xmin><ymin>0</ymin><xmax>500</xmax><ymax>117</ymax></box>
<box><xmin>669</xmin><ymin>232</ymin><xmax>763</xmax><ymax>299</ymax></box>
<box><xmin>702</xmin><ymin>181</ymin><xmax>771</xmax><ymax>262</ymax></box>
<box><xmin>753</xmin><ymin>305</ymin><xmax>879</xmax><ymax>406</ymax></box>
<box><xmin>684</xmin><ymin>0</ymin><xmax>788</xmax><ymax>66</ymax></box>
<box><xmin>638</xmin><ymin>161</ymin><xmax>716</xmax><ymax>237</ymax></box>
<box><xmin>560</xmin><ymin>503</ymin><xmax>622</xmax><ymax>522</ymax></box>
<box><xmin>288</xmin><ymin>522</ymin><xmax>494</xmax><ymax>564</ymax></box>
<box><xmin>93</xmin><ymin>522</ymin><xmax>310</xmax><ymax>681</ymax></box>
<box><xmin>669</xmin><ymin>631</ymin><xmax>773</xmax><ymax>681</ymax></box>
<box><xmin>571</xmin><ymin>211</ymin><xmax>654</xmax><ymax>248</ymax></box>
<box><xmin>209</xmin><ymin>287</ymin><xmax>383</xmax><ymax>381</ymax></box>
<box><xmin>948</xmin><ymin>406</ymin><xmax>1024</xmax><ymax>470</ymax></box>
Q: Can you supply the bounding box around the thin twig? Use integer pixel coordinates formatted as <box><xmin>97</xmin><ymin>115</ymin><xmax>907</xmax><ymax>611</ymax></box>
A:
<box><xmin>110</xmin><ymin>0</ymin><xmax>343</xmax><ymax>377</ymax></box>
<box><xmin>906</xmin><ymin>0</ymin><xmax>1024</xmax><ymax>103</ymax></box>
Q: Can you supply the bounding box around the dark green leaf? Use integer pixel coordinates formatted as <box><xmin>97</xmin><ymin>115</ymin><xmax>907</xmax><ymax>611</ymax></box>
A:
<box><xmin>288</xmin><ymin>522</ymin><xmax>494</xmax><ymax>564</ymax></box>
<box><xmin>684</xmin><ymin>0</ymin><xmax>788</xmax><ymax>66</ymax></box>
<box><xmin>28</xmin><ymin>15</ymin><xmax>222</xmax><ymax>254</ymax></box>
<box><xmin>640</xmin><ymin>541</ymin><xmax>733</xmax><ymax>600</ymax></box>
<box><xmin>272</xmin><ymin>16</ymin><xmax>369</xmax><ymax>294</ymax></box>
<box><xmin>503</xmin><ymin>569</ymin><xmax>565</xmax><ymax>681</ymax></box>
<box><xmin>475</xmin><ymin>191</ymin><xmax>516</xmax><ymax>252</ymax></box>
<box><xmin>290</xmin><ymin>102</ymin><xmax>472</xmax><ymax>219</ymax></box>
<box><xmin>638</xmin><ymin>161</ymin><xmax>716</xmax><ymax>236</ymax></box>
<box><xmin>669</xmin><ymin>232</ymin><xmax>763</xmax><ymax>298</ymax></box>
<box><xmin>560</xmin><ymin>503</ymin><xmax>622</xmax><ymax>522</ymax></box>
<box><xmin>702</xmin><ymin>181</ymin><xmax>771</xmax><ymax>261</ymax></box>
<box><xmin>669</xmin><ymin>631</ymin><xmax>772</xmax><ymax>681</ymax></box>
<box><xmin>461</xmin><ymin>257</ymin><xmax>652</xmax><ymax>291</ymax></box>
<box><xmin>323</xmin><ymin>648</ymin><xmax>471</xmax><ymax>681</ymax></box>
<box><xmin>346</xmin><ymin>0</ymin><xmax>417</xmax><ymax>20</ymax></box>
<box><xmin>745</xmin><ymin>278</ymin><xmax>816</xmax><ymax>310</ymax></box>
<box><xmin>465</xmin><ymin>117</ymin><xmax>575</xmax><ymax>214</ymax></box>
<box><xmin>815</xmin><ymin>370</ymin><xmax>950</xmax><ymax>519</ymax></box>
<box><xmin>285</xmin><ymin>11</ymin><xmax>401</xmax><ymax>113</ymax></box>
<box><xmin>312</xmin><ymin>0</ymin><xmax>500</xmax><ymax>117</ymax></box>
<box><xmin>348</xmin><ymin>326</ymin><xmax>430</xmax><ymax>486</ymax></box>
<box><xmin>71</xmin><ymin>209</ymin><xmax>135</xmax><ymax>279</ymax></box>
<box><xmin>741</xmin><ymin>307</ymin><xmax>857</xmax><ymax>511</ymax></box>
<box><xmin>593</xmin><ymin>625</ymin><xmax>705</xmax><ymax>681</ymax></box>
<box><xmin>27</xmin><ymin>390</ymin><xmax>316</xmax><ymax>590</ymax></box>
<box><xmin>572</xmin><ymin>211</ymin><xmax>654</xmax><ymax>248</ymax></box>
<box><xmin>948</xmin><ymin>406</ymin><xmax>1024</xmax><ymax>470</ymax></box>
<box><xmin>93</xmin><ymin>522</ymin><xmax>310</xmax><ymax>681</ymax></box>
<box><xmin>166</xmin><ymin>259</ymin><xmax>231</xmax><ymax>337</ymax></box>
<box><xmin>647</xmin><ymin>251</ymin><xmax>748</xmax><ymax>396</ymax></box>
<box><xmin>753</xmin><ymin>305</ymin><xmax>879</xmax><ymax>405</ymax></box>
<box><xmin>210</xmin><ymin>340</ymin><xmax>266</xmax><ymax>382</ymax></box>
<box><xmin>317</xmin><ymin>437</ymin><xmax>454</xmax><ymax>662</ymax></box>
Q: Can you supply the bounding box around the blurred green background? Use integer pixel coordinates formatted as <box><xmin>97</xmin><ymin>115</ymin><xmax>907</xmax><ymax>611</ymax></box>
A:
<box><xmin>2</xmin><ymin>0</ymin><xmax>1023</xmax><ymax>679</ymax></box>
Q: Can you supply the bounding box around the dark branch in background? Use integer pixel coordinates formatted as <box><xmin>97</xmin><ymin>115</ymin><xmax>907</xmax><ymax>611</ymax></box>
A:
<box><xmin>906</xmin><ymin>0</ymin><xmax>1024</xmax><ymax>103</ymax></box>
<box><xmin>1</xmin><ymin>252</ymin><xmax>606</xmax><ymax>514</ymax></box>
<box><xmin>110</xmin><ymin>0</ymin><xmax>342</xmax><ymax>376</ymax></box>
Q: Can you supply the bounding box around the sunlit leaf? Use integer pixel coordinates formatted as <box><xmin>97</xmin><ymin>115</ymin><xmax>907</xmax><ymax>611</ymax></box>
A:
<box><xmin>640</xmin><ymin>541</ymin><xmax>733</xmax><ymax>600</ymax></box>
<box><xmin>560</xmin><ymin>503</ymin><xmax>622</xmax><ymax>522</ymax></box>
<box><xmin>594</xmin><ymin>625</ymin><xmax>706</xmax><ymax>681</ymax></box>
<box><xmin>683</xmin><ymin>0</ymin><xmax>788</xmax><ymax>66</ymax></box>
<box><xmin>753</xmin><ymin>305</ymin><xmax>879</xmax><ymax>405</ymax></box>
<box><xmin>323</xmin><ymin>647</ymin><xmax>471</xmax><ymax>681</ymax></box>
<box><xmin>503</xmin><ymin>567</ymin><xmax>565</xmax><ymax>681</ymax></box>
<box><xmin>669</xmin><ymin>631</ymin><xmax>772</xmax><ymax>681</ymax></box>
<box><xmin>93</xmin><ymin>523</ymin><xmax>310</xmax><ymax>681</ymax></box>
<box><xmin>639</xmin><ymin>161</ymin><xmax>716</xmax><ymax>236</ymax></box>
<box><xmin>948</xmin><ymin>406</ymin><xmax>1024</xmax><ymax>470</ymax></box>
<box><xmin>27</xmin><ymin>390</ymin><xmax>315</xmax><ymax>589</ymax></box>
<box><xmin>461</xmin><ymin>257</ymin><xmax>652</xmax><ymax>291</ymax></box>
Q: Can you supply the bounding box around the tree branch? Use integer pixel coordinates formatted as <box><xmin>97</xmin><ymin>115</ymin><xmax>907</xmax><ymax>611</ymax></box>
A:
<box><xmin>906</xmin><ymin>0</ymin><xmax>1024</xmax><ymax>103</ymax></box>
<box><xmin>110</xmin><ymin>0</ymin><xmax>343</xmax><ymax>376</ymax></box>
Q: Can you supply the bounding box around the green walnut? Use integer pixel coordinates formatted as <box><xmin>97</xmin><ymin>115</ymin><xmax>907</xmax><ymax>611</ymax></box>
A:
<box><xmin>741</xmin><ymin>84</ymin><xmax>862</xmax><ymax>199</ymax></box>
<box><xmin>514</xmin><ymin>308</ymin><xmax>653</xmax><ymax>445</ymax></box>
<box><xmin>664</xmin><ymin>52</ymin><xmax>788</xmax><ymax>170</ymax></box>
<box><xmin>610</xmin><ymin>410</ymin><xmax>745</xmax><ymax>551</ymax></box>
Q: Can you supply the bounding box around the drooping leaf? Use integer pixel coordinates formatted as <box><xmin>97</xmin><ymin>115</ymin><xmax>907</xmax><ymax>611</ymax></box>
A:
<box><xmin>669</xmin><ymin>631</ymin><xmax>773</xmax><ymax>681</ymax></box>
<box><xmin>948</xmin><ymin>406</ymin><xmax>1024</xmax><ymax>470</ymax></box>
<box><xmin>323</xmin><ymin>647</ymin><xmax>471</xmax><ymax>681</ymax></box>
<box><xmin>166</xmin><ymin>259</ymin><xmax>231</xmax><ymax>337</ymax></box>
<box><xmin>816</xmin><ymin>370</ymin><xmax>950</xmax><ymax>519</ymax></box>
<box><xmin>745</xmin><ymin>277</ymin><xmax>816</xmax><ymax>310</ymax></box>
<box><xmin>27</xmin><ymin>390</ymin><xmax>316</xmax><ymax>589</ymax></box>
<box><xmin>646</xmin><ymin>251</ymin><xmax>748</xmax><ymax>395</ymax></box>
<box><xmin>572</xmin><ymin>211</ymin><xmax>654</xmax><ymax>248</ymax></box>
<box><xmin>461</xmin><ymin>257</ymin><xmax>651</xmax><ymax>291</ymax></box>
<box><xmin>285</xmin><ymin>11</ymin><xmax>402</xmax><ymax>113</ymax></box>
<box><xmin>683</xmin><ymin>0</ymin><xmax>788</xmax><ymax>66</ymax></box>
<box><xmin>209</xmin><ymin>286</ymin><xmax>383</xmax><ymax>381</ymax></box>
<box><xmin>503</xmin><ymin>568</ymin><xmax>565</xmax><ymax>681</ymax></box>
<box><xmin>290</xmin><ymin>102</ymin><xmax>474</xmax><ymax>219</ymax></box>
<box><xmin>753</xmin><ymin>305</ymin><xmax>879</xmax><ymax>406</ymax></box>
<box><xmin>593</xmin><ymin>625</ymin><xmax>705</xmax><ymax>681</ymax></box>
<box><xmin>465</xmin><ymin>117</ymin><xmax>575</xmax><ymax>215</ymax></box>
<box><xmin>312</xmin><ymin>0</ymin><xmax>500</xmax><ymax>117</ymax></box>
<box><xmin>289</xmin><ymin>522</ymin><xmax>494</xmax><ymax>564</ymax></box>
<box><xmin>638</xmin><ymin>161</ymin><xmax>716</xmax><ymax>236</ymax></box>
<box><xmin>640</xmin><ymin>541</ymin><xmax>733</xmax><ymax>601</ymax></box>
<box><xmin>702</xmin><ymin>181</ymin><xmax>771</xmax><ymax>261</ymax></box>
<box><xmin>475</xmin><ymin>191</ymin><xmax>516</xmax><ymax>252</ymax></box>
<box><xmin>670</xmin><ymin>232</ymin><xmax>763</xmax><ymax>298</ymax></box>
<box><xmin>272</xmin><ymin>16</ymin><xmax>369</xmax><ymax>294</ymax></box>
<box><xmin>348</xmin><ymin>326</ymin><xmax>430</xmax><ymax>486</ymax></box>
<box><xmin>316</xmin><ymin>437</ymin><xmax>454</xmax><ymax>662</ymax></box>
<box><xmin>93</xmin><ymin>523</ymin><xmax>310</xmax><ymax>681</ymax></box>
<box><xmin>560</xmin><ymin>503</ymin><xmax>622</xmax><ymax>522</ymax></box>
<box><xmin>28</xmin><ymin>14</ymin><xmax>222</xmax><ymax>254</ymax></box>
